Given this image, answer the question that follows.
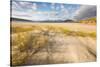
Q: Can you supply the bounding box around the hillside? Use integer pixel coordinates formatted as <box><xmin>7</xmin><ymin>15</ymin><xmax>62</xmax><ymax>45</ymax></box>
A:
<box><xmin>11</xmin><ymin>17</ymin><xmax>75</xmax><ymax>23</ymax></box>
<box><xmin>79</xmin><ymin>17</ymin><xmax>96</xmax><ymax>25</ymax></box>
<box><xmin>11</xmin><ymin>17</ymin><xmax>33</xmax><ymax>22</ymax></box>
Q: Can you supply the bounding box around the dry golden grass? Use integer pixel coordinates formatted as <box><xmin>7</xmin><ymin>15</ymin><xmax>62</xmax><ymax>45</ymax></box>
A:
<box><xmin>11</xmin><ymin>22</ymin><xmax>96</xmax><ymax>38</ymax></box>
<box><xmin>79</xmin><ymin>17</ymin><xmax>96</xmax><ymax>25</ymax></box>
<box><xmin>11</xmin><ymin>22</ymin><xmax>96</xmax><ymax>66</ymax></box>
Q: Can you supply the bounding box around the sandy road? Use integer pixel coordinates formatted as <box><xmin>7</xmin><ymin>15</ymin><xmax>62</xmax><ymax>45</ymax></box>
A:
<box><xmin>24</xmin><ymin>35</ymin><xmax>96</xmax><ymax>65</ymax></box>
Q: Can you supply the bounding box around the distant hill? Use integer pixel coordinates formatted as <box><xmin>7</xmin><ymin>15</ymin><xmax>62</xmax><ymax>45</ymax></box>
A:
<box><xmin>86</xmin><ymin>17</ymin><xmax>96</xmax><ymax>21</ymax></box>
<box><xmin>11</xmin><ymin>17</ymin><xmax>74</xmax><ymax>23</ymax></box>
<box><xmin>64</xmin><ymin>19</ymin><xmax>74</xmax><ymax>22</ymax></box>
<box><xmin>11</xmin><ymin>17</ymin><xmax>33</xmax><ymax>22</ymax></box>
<box><xmin>79</xmin><ymin>17</ymin><xmax>96</xmax><ymax>25</ymax></box>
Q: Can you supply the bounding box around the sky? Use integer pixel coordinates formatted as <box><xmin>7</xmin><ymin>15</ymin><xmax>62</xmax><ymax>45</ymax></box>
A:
<box><xmin>11</xmin><ymin>0</ymin><xmax>96</xmax><ymax>21</ymax></box>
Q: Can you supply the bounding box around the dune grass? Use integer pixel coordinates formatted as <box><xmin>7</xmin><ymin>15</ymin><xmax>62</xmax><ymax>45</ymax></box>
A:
<box><xmin>11</xmin><ymin>24</ymin><xmax>96</xmax><ymax>38</ymax></box>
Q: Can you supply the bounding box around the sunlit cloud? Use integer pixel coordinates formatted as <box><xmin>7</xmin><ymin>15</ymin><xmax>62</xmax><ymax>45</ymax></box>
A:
<box><xmin>60</xmin><ymin>4</ymin><xmax>65</xmax><ymax>9</ymax></box>
<box><xmin>11</xmin><ymin>0</ymin><xmax>96</xmax><ymax>21</ymax></box>
<box><xmin>51</xmin><ymin>3</ymin><xmax>55</xmax><ymax>10</ymax></box>
<box><xmin>32</xmin><ymin>3</ymin><xmax>37</xmax><ymax>10</ymax></box>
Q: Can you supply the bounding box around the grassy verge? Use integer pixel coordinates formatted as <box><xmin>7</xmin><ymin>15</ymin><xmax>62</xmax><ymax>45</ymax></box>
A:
<box><xmin>11</xmin><ymin>25</ymin><xmax>96</xmax><ymax>38</ymax></box>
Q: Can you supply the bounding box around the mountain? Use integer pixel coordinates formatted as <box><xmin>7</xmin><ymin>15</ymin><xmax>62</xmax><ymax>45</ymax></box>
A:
<box><xmin>79</xmin><ymin>17</ymin><xmax>96</xmax><ymax>25</ymax></box>
<box><xmin>64</xmin><ymin>19</ymin><xmax>74</xmax><ymax>22</ymax></box>
<box><xmin>11</xmin><ymin>17</ymin><xmax>33</xmax><ymax>22</ymax></box>
<box><xmin>11</xmin><ymin>17</ymin><xmax>74</xmax><ymax>22</ymax></box>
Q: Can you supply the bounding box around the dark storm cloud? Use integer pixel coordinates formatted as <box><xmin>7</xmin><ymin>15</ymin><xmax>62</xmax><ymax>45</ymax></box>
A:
<box><xmin>74</xmin><ymin>5</ymin><xmax>96</xmax><ymax>20</ymax></box>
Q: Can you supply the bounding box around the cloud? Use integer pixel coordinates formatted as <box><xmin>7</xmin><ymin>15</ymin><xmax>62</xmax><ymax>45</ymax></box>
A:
<box><xmin>32</xmin><ymin>3</ymin><xmax>37</xmax><ymax>10</ymax></box>
<box><xmin>60</xmin><ymin>4</ymin><xmax>65</xmax><ymax>9</ymax></box>
<box><xmin>12</xmin><ymin>1</ymin><xmax>69</xmax><ymax>21</ymax></box>
<box><xmin>74</xmin><ymin>5</ymin><xmax>96</xmax><ymax>20</ymax></box>
<box><xmin>12</xmin><ymin>1</ymin><xmax>79</xmax><ymax>21</ymax></box>
<box><xmin>51</xmin><ymin>3</ymin><xmax>55</xmax><ymax>10</ymax></box>
<box><xmin>12</xmin><ymin>1</ymin><xmax>22</xmax><ymax>10</ymax></box>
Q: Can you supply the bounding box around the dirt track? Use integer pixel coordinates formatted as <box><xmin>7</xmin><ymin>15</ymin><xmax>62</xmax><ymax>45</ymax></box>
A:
<box><xmin>24</xmin><ymin>35</ymin><xmax>96</xmax><ymax>65</ymax></box>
